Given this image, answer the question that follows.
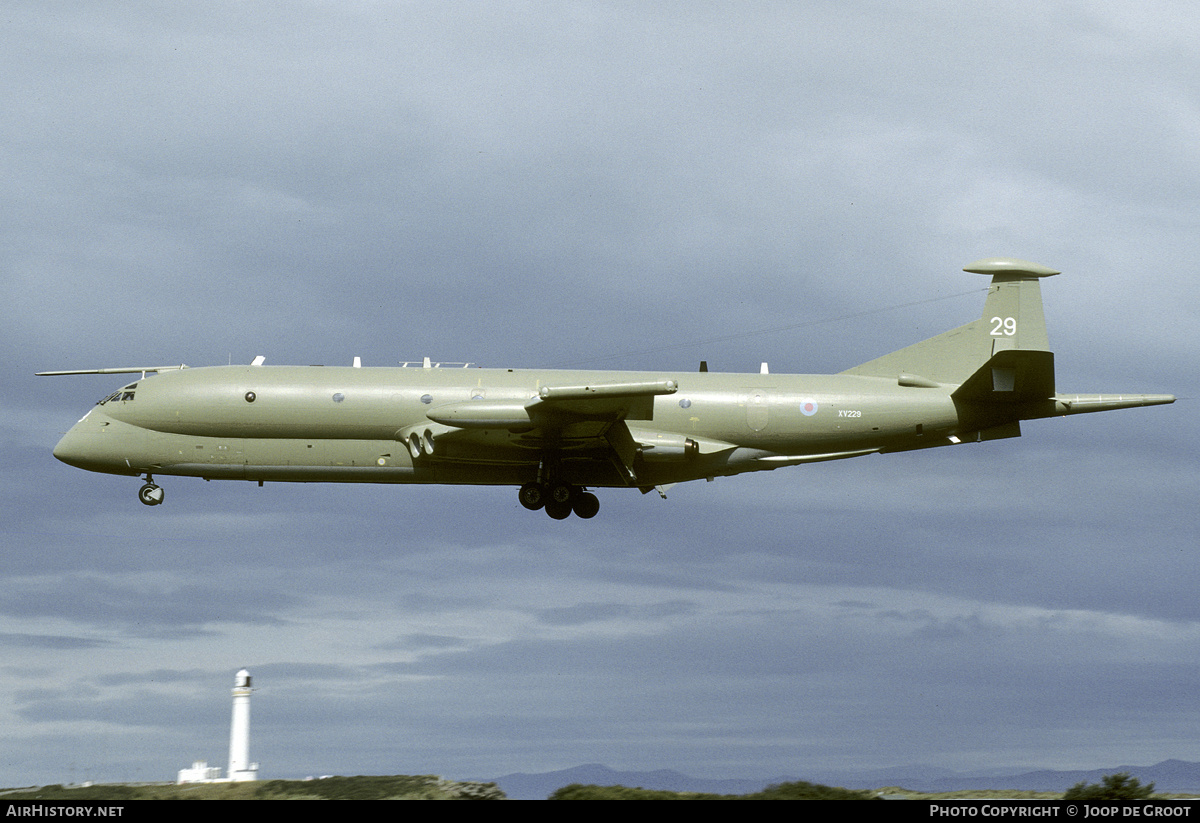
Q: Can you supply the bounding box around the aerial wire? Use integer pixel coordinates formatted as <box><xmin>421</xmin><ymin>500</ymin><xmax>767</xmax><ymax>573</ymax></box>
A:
<box><xmin>549</xmin><ymin>287</ymin><xmax>988</xmax><ymax>368</ymax></box>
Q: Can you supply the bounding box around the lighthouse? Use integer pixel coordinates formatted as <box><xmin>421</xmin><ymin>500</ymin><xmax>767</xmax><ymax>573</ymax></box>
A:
<box><xmin>227</xmin><ymin>669</ymin><xmax>259</xmax><ymax>781</ymax></box>
<box><xmin>177</xmin><ymin>669</ymin><xmax>262</xmax><ymax>784</ymax></box>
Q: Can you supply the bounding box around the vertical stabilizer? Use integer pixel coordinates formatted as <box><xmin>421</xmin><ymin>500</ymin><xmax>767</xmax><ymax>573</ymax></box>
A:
<box><xmin>840</xmin><ymin>258</ymin><xmax>1059</xmax><ymax>386</ymax></box>
<box><xmin>964</xmin><ymin>257</ymin><xmax>1057</xmax><ymax>355</ymax></box>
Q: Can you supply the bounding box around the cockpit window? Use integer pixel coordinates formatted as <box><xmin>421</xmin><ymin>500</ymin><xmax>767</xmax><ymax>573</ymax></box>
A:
<box><xmin>97</xmin><ymin>383</ymin><xmax>137</xmax><ymax>405</ymax></box>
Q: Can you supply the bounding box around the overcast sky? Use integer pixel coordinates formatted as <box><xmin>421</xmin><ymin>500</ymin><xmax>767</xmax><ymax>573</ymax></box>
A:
<box><xmin>2</xmin><ymin>1</ymin><xmax>1196</xmax><ymax>789</ymax></box>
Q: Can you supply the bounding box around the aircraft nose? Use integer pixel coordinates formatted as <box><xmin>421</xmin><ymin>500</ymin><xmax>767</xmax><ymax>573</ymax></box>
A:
<box><xmin>52</xmin><ymin>412</ymin><xmax>133</xmax><ymax>475</ymax></box>
<box><xmin>53</xmin><ymin>418</ymin><xmax>99</xmax><ymax>470</ymax></box>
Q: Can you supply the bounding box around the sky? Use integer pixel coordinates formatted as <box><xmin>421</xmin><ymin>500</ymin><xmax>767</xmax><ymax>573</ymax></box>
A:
<box><xmin>2</xmin><ymin>0</ymin><xmax>1196</xmax><ymax>789</ymax></box>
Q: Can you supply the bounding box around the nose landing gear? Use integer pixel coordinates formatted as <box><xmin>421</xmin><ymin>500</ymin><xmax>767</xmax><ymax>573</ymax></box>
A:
<box><xmin>137</xmin><ymin>476</ymin><xmax>164</xmax><ymax>506</ymax></box>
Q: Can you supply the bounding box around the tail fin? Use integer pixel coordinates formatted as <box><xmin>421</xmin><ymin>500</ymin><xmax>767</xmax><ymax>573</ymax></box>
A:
<box><xmin>840</xmin><ymin>258</ymin><xmax>1060</xmax><ymax>388</ymax></box>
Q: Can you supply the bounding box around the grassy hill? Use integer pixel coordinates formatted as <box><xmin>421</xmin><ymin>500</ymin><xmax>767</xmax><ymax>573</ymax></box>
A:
<box><xmin>1</xmin><ymin>775</ymin><xmax>504</xmax><ymax>801</ymax></box>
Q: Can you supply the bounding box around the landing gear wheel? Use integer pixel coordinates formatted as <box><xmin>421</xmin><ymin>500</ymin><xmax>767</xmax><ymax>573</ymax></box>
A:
<box><xmin>544</xmin><ymin>500</ymin><xmax>573</xmax><ymax>520</ymax></box>
<box><xmin>518</xmin><ymin>483</ymin><xmax>546</xmax><ymax>511</ymax></box>
<box><xmin>548</xmin><ymin>482</ymin><xmax>573</xmax><ymax>505</ymax></box>
<box><xmin>572</xmin><ymin>492</ymin><xmax>600</xmax><ymax>519</ymax></box>
<box><xmin>138</xmin><ymin>483</ymin><xmax>164</xmax><ymax>506</ymax></box>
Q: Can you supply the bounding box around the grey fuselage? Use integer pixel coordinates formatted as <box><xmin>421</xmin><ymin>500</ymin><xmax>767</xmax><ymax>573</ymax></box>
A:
<box><xmin>46</xmin><ymin>259</ymin><xmax>1177</xmax><ymax>509</ymax></box>
<box><xmin>53</xmin><ymin>364</ymin><xmax>964</xmax><ymax>489</ymax></box>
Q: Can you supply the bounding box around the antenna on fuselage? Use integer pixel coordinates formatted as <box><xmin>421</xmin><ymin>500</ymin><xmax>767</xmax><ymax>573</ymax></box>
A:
<box><xmin>36</xmin><ymin>365</ymin><xmax>188</xmax><ymax>377</ymax></box>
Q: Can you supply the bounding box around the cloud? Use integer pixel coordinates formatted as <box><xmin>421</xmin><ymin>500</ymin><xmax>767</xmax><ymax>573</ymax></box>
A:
<box><xmin>1</xmin><ymin>1</ymin><xmax>1193</xmax><ymax>788</ymax></box>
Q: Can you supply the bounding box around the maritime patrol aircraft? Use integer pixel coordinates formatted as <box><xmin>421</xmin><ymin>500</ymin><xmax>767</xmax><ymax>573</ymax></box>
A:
<box><xmin>41</xmin><ymin>259</ymin><xmax>1174</xmax><ymax>519</ymax></box>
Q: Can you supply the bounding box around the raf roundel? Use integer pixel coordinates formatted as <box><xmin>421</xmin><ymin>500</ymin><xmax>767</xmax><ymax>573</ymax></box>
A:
<box><xmin>800</xmin><ymin>398</ymin><xmax>818</xmax><ymax>417</ymax></box>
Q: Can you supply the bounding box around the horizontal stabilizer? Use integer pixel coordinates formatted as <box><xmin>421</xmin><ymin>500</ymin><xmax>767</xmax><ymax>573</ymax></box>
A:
<box><xmin>1053</xmin><ymin>394</ymin><xmax>1176</xmax><ymax>415</ymax></box>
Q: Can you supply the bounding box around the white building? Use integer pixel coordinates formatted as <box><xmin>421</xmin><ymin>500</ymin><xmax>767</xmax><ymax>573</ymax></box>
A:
<box><xmin>177</xmin><ymin>761</ymin><xmax>221</xmax><ymax>783</ymax></box>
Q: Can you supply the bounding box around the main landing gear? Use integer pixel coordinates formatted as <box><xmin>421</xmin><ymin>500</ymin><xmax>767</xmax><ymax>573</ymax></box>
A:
<box><xmin>137</xmin><ymin>475</ymin><xmax>164</xmax><ymax>506</ymax></box>
<box><xmin>518</xmin><ymin>482</ymin><xmax>600</xmax><ymax>520</ymax></box>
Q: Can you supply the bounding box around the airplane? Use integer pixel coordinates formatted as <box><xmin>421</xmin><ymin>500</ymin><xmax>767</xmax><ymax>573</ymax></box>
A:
<box><xmin>40</xmin><ymin>258</ymin><xmax>1174</xmax><ymax>519</ymax></box>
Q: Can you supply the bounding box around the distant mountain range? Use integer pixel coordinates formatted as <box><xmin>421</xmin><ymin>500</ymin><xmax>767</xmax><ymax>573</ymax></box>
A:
<box><xmin>488</xmin><ymin>759</ymin><xmax>1200</xmax><ymax>800</ymax></box>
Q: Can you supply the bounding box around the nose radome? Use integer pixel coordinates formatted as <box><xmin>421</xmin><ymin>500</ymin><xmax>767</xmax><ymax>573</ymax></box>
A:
<box><xmin>52</xmin><ymin>419</ymin><xmax>98</xmax><ymax>470</ymax></box>
<box><xmin>52</xmin><ymin>412</ymin><xmax>135</xmax><ymax>475</ymax></box>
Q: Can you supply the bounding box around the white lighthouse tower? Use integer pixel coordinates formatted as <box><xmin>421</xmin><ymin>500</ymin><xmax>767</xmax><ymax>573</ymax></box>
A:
<box><xmin>226</xmin><ymin>668</ymin><xmax>259</xmax><ymax>781</ymax></box>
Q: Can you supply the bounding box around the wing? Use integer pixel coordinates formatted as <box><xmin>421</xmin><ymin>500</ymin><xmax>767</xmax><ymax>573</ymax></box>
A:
<box><xmin>426</xmin><ymin>379</ymin><xmax>681</xmax><ymax>484</ymax></box>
